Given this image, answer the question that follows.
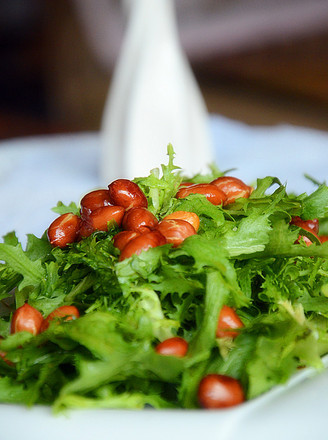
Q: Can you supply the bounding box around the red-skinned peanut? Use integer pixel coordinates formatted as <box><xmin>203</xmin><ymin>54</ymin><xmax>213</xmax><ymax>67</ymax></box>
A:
<box><xmin>290</xmin><ymin>216</ymin><xmax>319</xmax><ymax>235</ymax></box>
<box><xmin>80</xmin><ymin>189</ymin><xmax>111</xmax><ymax>217</ymax></box>
<box><xmin>176</xmin><ymin>183</ymin><xmax>227</xmax><ymax>206</ymax></box>
<box><xmin>48</xmin><ymin>213</ymin><xmax>81</xmax><ymax>248</ymax></box>
<box><xmin>119</xmin><ymin>230</ymin><xmax>166</xmax><ymax>261</ymax></box>
<box><xmin>298</xmin><ymin>235</ymin><xmax>315</xmax><ymax>246</ymax></box>
<box><xmin>163</xmin><ymin>211</ymin><xmax>200</xmax><ymax>232</ymax></box>
<box><xmin>179</xmin><ymin>182</ymin><xmax>194</xmax><ymax>188</ymax></box>
<box><xmin>41</xmin><ymin>305</ymin><xmax>80</xmax><ymax>331</ymax></box>
<box><xmin>211</xmin><ymin>176</ymin><xmax>252</xmax><ymax>205</ymax></box>
<box><xmin>113</xmin><ymin>230</ymin><xmax>141</xmax><ymax>251</ymax></box>
<box><xmin>89</xmin><ymin>205</ymin><xmax>125</xmax><ymax>231</ymax></box>
<box><xmin>156</xmin><ymin>219</ymin><xmax>196</xmax><ymax>247</ymax></box>
<box><xmin>78</xmin><ymin>220</ymin><xmax>94</xmax><ymax>239</ymax></box>
<box><xmin>291</xmin><ymin>216</ymin><xmax>320</xmax><ymax>246</ymax></box>
<box><xmin>11</xmin><ymin>303</ymin><xmax>44</xmax><ymax>336</ymax></box>
<box><xmin>155</xmin><ymin>337</ymin><xmax>188</xmax><ymax>357</ymax></box>
<box><xmin>216</xmin><ymin>305</ymin><xmax>244</xmax><ymax>339</ymax></box>
<box><xmin>122</xmin><ymin>207</ymin><xmax>158</xmax><ymax>233</ymax></box>
<box><xmin>108</xmin><ymin>179</ymin><xmax>148</xmax><ymax>209</ymax></box>
<box><xmin>198</xmin><ymin>374</ymin><xmax>245</xmax><ymax>409</ymax></box>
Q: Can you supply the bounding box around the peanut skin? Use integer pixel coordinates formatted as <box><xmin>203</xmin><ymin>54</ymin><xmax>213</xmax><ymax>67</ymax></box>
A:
<box><xmin>11</xmin><ymin>304</ymin><xmax>44</xmax><ymax>335</ymax></box>
<box><xmin>48</xmin><ymin>213</ymin><xmax>81</xmax><ymax>248</ymax></box>
<box><xmin>122</xmin><ymin>207</ymin><xmax>158</xmax><ymax>233</ymax></box>
<box><xmin>211</xmin><ymin>176</ymin><xmax>252</xmax><ymax>205</ymax></box>
<box><xmin>156</xmin><ymin>219</ymin><xmax>196</xmax><ymax>247</ymax></box>
<box><xmin>108</xmin><ymin>179</ymin><xmax>148</xmax><ymax>209</ymax></box>
<box><xmin>119</xmin><ymin>230</ymin><xmax>166</xmax><ymax>261</ymax></box>
<box><xmin>176</xmin><ymin>183</ymin><xmax>227</xmax><ymax>206</ymax></box>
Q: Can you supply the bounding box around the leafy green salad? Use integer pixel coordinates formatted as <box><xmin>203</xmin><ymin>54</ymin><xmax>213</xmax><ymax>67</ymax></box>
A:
<box><xmin>1</xmin><ymin>146</ymin><xmax>328</xmax><ymax>411</ymax></box>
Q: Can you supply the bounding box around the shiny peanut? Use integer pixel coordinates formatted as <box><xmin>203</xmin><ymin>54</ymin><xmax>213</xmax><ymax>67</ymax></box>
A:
<box><xmin>122</xmin><ymin>207</ymin><xmax>158</xmax><ymax>233</ymax></box>
<box><xmin>298</xmin><ymin>235</ymin><xmax>314</xmax><ymax>246</ymax></box>
<box><xmin>176</xmin><ymin>183</ymin><xmax>227</xmax><ymax>206</ymax></box>
<box><xmin>80</xmin><ymin>189</ymin><xmax>111</xmax><ymax>217</ymax></box>
<box><xmin>119</xmin><ymin>230</ymin><xmax>166</xmax><ymax>261</ymax></box>
<box><xmin>47</xmin><ymin>213</ymin><xmax>81</xmax><ymax>248</ymax></box>
<box><xmin>41</xmin><ymin>305</ymin><xmax>80</xmax><ymax>331</ymax></box>
<box><xmin>163</xmin><ymin>211</ymin><xmax>200</xmax><ymax>232</ymax></box>
<box><xmin>320</xmin><ymin>235</ymin><xmax>328</xmax><ymax>243</ymax></box>
<box><xmin>155</xmin><ymin>337</ymin><xmax>188</xmax><ymax>357</ymax></box>
<box><xmin>291</xmin><ymin>216</ymin><xmax>320</xmax><ymax>246</ymax></box>
<box><xmin>11</xmin><ymin>303</ymin><xmax>44</xmax><ymax>335</ymax></box>
<box><xmin>290</xmin><ymin>216</ymin><xmax>319</xmax><ymax>235</ymax></box>
<box><xmin>216</xmin><ymin>305</ymin><xmax>244</xmax><ymax>339</ymax></box>
<box><xmin>156</xmin><ymin>219</ymin><xmax>196</xmax><ymax>247</ymax></box>
<box><xmin>211</xmin><ymin>176</ymin><xmax>252</xmax><ymax>205</ymax></box>
<box><xmin>78</xmin><ymin>220</ymin><xmax>94</xmax><ymax>239</ymax></box>
<box><xmin>89</xmin><ymin>205</ymin><xmax>125</xmax><ymax>231</ymax></box>
<box><xmin>113</xmin><ymin>230</ymin><xmax>141</xmax><ymax>251</ymax></box>
<box><xmin>179</xmin><ymin>182</ymin><xmax>193</xmax><ymax>188</ymax></box>
<box><xmin>198</xmin><ymin>374</ymin><xmax>245</xmax><ymax>409</ymax></box>
<box><xmin>108</xmin><ymin>179</ymin><xmax>148</xmax><ymax>209</ymax></box>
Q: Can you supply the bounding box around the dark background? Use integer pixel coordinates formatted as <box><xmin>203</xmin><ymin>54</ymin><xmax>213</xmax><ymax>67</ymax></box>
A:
<box><xmin>0</xmin><ymin>0</ymin><xmax>327</xmax><ymax>140</ymax></box>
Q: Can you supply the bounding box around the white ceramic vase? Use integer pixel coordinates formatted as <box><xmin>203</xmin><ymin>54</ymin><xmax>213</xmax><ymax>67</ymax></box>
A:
<box><xmin>100</xmin><ymin>0</ymin><xmax>213</xmax><ymax>183</ymax></box>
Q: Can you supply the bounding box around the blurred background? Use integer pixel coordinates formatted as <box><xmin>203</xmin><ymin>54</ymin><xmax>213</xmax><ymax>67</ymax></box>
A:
<box><xmin>0</xmin><ymin>0</ymin><xmax>328</xmax><ymax>140</ymax></box>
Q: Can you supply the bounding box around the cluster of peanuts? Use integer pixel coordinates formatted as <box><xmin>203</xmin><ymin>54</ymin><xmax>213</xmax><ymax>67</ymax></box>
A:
<box><xmin>12</xmin><ymin>177</ymin><xmax>252</xmax><ymax>407</ymax></box>
<box><xmin>47</xmin><ymin>176</ymin><xmax>252</xmax><ymax>260</ymax></box>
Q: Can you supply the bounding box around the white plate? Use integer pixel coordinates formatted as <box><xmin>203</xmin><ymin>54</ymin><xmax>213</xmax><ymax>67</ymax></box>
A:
<box><xmin>0</xmin><ymin>359</ymin><xmax>327</xmax><ymax>440</ymax></box>
<box><xmin>0</xmin><ymin>116</ymin><xmax>328</xmax><ymax>439</ymax></box>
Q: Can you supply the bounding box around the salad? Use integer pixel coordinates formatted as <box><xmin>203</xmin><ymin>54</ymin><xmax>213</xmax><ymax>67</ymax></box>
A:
<box><xmin>1</xmin><ymin>145</ymin><xmax>328</xmax><ymax>411</ymax></box>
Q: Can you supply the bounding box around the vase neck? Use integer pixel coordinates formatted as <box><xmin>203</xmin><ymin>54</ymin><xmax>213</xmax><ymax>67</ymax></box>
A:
<box><xmin>126</xmin><ymin>0</ymin><xmax>177</xmax><ymax>34</ymax></box>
